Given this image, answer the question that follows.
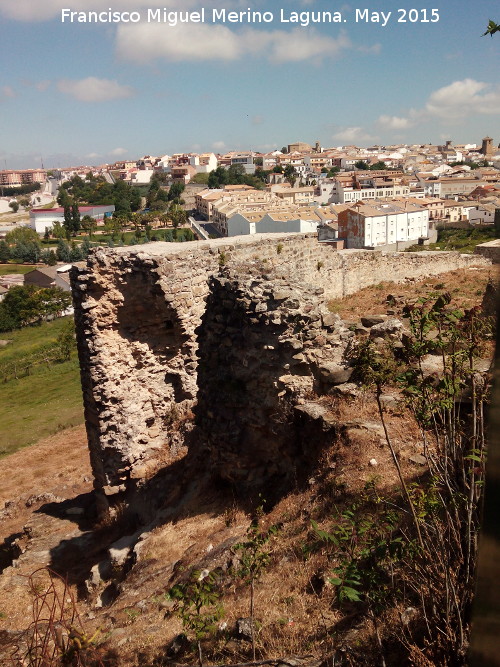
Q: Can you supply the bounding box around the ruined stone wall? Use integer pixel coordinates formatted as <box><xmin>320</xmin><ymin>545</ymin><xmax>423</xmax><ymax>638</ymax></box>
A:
<box><xmin>475</xmin><ymin>240</ymin><xmax>500</xmax><ymax>264</ymax></box>
<box><xmin>71</xmin><ymin>234</ymin><xmax>490</xmax><ymax>508</ymax></box>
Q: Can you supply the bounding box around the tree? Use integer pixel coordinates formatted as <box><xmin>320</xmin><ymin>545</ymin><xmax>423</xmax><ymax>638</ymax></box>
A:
<box><xmin>226</xmin><ymin>163</ymin><xmax>246</xmax><ymax>184</ymax></box>
<box><xmin>56</xmin><ymin>239</ymin><xmax>71</xmax><ymax>263</ymax></box>
<box><xmin>81</xmin><ymin>215</ymin><xmax>97</xmax><ymax>239</ymax></box>
<box><xmin>40</xmin><ymin>249</ymin><xmax>57</xmax><ymax>266</ymax></box>
<box><xmin>0</xmin><ymin>241</ymin><xmax>11</xmax><ymax>263</ymax></box>
<box><xmin>5</xmin><ymin>227</ymin><xmax>41</xmax><ymax>247</ymax></box>
<box><xmin>11</xmin><ymin>241</ymin><xmax>41</xmax><ymax>263</ymax></box>
<box><xmin>233</xmin><ymin>509</ymin><xmax>277</xmax><ymax>661</ymax></box>
<box><xmin>273</xmin><ymin>165</ymin><xmax>283</xmax><ymax>173</ymax></box>
<box><xmin>70</xmin><ymin>242</ymin><xmax>83</xmax><ymax>262</ymax></box>
<box><xmin>483</xmin><ymin>20</ymin><xmax>500</xmax><ymax>36</ymax></box>
<box><xmin>355</xmin><ymin>160</ymin><xmax>369</xmax><ymax>170</ymax></box>
<box><xmin>208</xmin><ymin>166</ymin><xmax>229</xmax><ymax>189</ymax></box>
<box><xmin>0</xmin><ymin>284</ymin><xmax>71</xmax><ymax>329</ymax></box>
<box><xmin>168</xmin><ymin>182</ymin><xmax>185</xmax><ymax>203</ymax></box>
<box><xmin>8</xmin><ymin>201</ymin><xmax>19</xmax><ymax>213</ymax></box>
<box><xmin>63</xmin><ymin>203</ymin><xmax>73</xmax><ymax>239</ymax></box>
<box><xmin>17</xmin><ymin>196</ymin><xmax>31</xmax><ymax>209</ymax></box>
<box><xmin>169</xmin><ymin>204</ymin><xmax>187</xmax><ymax>229</ymax></box>
<box><xmin>51</xmin><ymin>221</ymin><xmax>65</xmax><ymax>239</ymax></box>
<box><xmin>284</xmin><ymin>164</ymin><xmax>298</xmax><ymax>187</ymax></box>
<box><xmin>21</xmin><ymin>242</ymin><xmax>41</xmax><ymax>263</ymax></box>
<box><xmin>81</xmin><ymin>237</ymin><xmax>92</xmax><ymax>258</ymax></box>
<box><xmin>370</xmin><ymin>161</ymin><xmax>387</xmax><ymax>171</ymax></box>
<box><xmin>71</xmin><ymin>202</ymin><xmax>81</xmax><ymax>235</ymax></box>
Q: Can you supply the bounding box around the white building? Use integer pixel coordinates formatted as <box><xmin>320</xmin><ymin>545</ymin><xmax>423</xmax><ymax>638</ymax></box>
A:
<box><xmin>129</xmin><ymin>169</ymin><xmax>155</xmax><ymax>185</ymax></box>
<box><xmin>338</xmin><ymin>200</ymin><xmax>429</xmax><ymax>250</ymax></box>
<box><xmin>230</xmin><ymin>154</ymin><xmax>255</xmax><ymax>175</ymax></box>
<box><xmin>320</xmin><ymin>179</ymin><xmax>410</xmax><ymax>204</ymax></box>
<box><xmin>190</xmin><ymin>153</ymin><xmax>218</xmax><ymax>173</ymax></box>
<box><xmin>467</xmin><ymin>204</ymin><xmax>496</xmax><ymax>225</ymax></box>
<box><xmin>29</xmin><ymin>204</ymin><xmax>115</xmax><ymax>233</ymax></box>
<box><xmin>227</xmin><ymin>212</ymin><xmax>319</xmax><ymax>237</ymax></box>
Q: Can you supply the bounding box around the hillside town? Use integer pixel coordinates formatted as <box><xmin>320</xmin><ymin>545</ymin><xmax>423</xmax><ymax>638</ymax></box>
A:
<box><xmin>1</xmin><ymin>135</ymin><xmax>500</xmax><ymax>307</ymax></box>
<box><xmin>1</xmin><ymin>137</ymin><xmax>499</xmax><ymax>251</ymax></box>
<box><xmin>1</xmin><ymin>137</ymin><xmax>500</xmax><ymax>667</ymax></box>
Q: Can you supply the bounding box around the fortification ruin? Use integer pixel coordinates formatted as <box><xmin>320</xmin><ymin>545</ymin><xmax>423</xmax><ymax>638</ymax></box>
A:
<box><xmin>71</xmin><ymin>233</ymin><xmax>491</xmax><ymax>513</ymax></box>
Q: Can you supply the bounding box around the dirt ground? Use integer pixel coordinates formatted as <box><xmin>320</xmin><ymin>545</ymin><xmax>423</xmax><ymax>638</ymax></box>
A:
<box><xmin>0</xmin><ymin>425</ymin><xmax>92</xmax><ymax>537</ymax></box>
<box><xmin>327</xmin><ymin>265</ymin><xmax>499</xmax><ymax>320</ymax></box>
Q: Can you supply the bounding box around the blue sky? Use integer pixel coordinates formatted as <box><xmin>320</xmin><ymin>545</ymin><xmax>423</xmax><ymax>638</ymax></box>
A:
<box><xmin>1</xmin><ymin>0</ymin><xmax>499</xmax><ymax>168</ymax></box>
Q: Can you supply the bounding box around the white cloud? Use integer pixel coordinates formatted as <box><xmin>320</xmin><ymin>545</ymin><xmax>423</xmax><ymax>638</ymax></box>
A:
<box><xmin>261</xmin><ymin>28</ymin><xmax>351</xmax><ymax>64</ymax></box>
<box><xmin>0</xmin><ymin>0</ymin><xmax>235</xmax><ymax>21</ymax></box>
<box><xmin>377</xmin><ymin>114</ymin><xmax>415</xmax><ymax>130</ymax></box>
<box><xmin>0</xmin><ymin>0</ymin><xmax>180</xmax><ymax>21</ymax></box>
<box><xmin>424</xmin><ymin>78</ymin><xmax>500</xmax><ymax>119</ymax></box>
<box><xmin>116</xmin><ymin>23</ymin><xmax>351</xmax><ymax>64</ymax></box>
<box><xmin>377</xmin><ymin>79</ymin><xmax>500</xmax><ymax>131</ymax></box>
<box><xmin>118</xmin><ymin>23</ymin><xmax>240</xmax><ymax>62</ymax></box>
<box><xmin>85</xmin><ymin>152</ymin><xmax>100</xmax><ymax>158</ymax></box>
<box><xmin>1</xmin><ymin>85</ymin><xmax>16</xmax><ymax>98</ymax></box>
<box><xmin>252</xmin><ymin>115</ymin><xmax>264</xmax><ymax>125</ymax></box>
<box><xmin>57</xmin><ymin>77</ymin><xmax>134</xmax><ymax>102</ymax></box>
<box><xmin>332</xmin><ymin>126</ymin><xmax>377</xmax><ymax>144</ymax></box>
<box><xmin>212</xmin><ymin>141</ymin><xmax>226</xmax><ymax>151</ymax></box>
<box><xmin>110</xmin><ymin>147</ymin><xmax>128</xmax><ymax>156</ymax></box>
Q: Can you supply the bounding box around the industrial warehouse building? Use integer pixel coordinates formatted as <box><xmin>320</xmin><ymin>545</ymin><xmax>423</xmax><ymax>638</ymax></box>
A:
<box><xmin>29</xmin><ymin>205</ymin><xmax>115</xmax><ymax>233</ymax></box>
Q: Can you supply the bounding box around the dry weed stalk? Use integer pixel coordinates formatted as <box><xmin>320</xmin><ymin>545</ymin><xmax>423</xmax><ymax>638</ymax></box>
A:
<box><xmin>11</xmin><ymin>567</ymin><xmax>103</xmax><ymax>667</ymax></box>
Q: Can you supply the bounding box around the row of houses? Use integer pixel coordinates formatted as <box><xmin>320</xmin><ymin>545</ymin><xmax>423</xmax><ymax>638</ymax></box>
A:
<box><xmin>6</xmin><ymin>135</ymin><xmax>499</xmax><ymax>192</ymax></box>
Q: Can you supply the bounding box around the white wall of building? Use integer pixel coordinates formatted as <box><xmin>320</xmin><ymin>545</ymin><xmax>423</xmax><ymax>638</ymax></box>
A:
<box><xmin>227</xmin><ymin>213</ymin><xmax>318</xmax><ymax>237</ymax></box>
<box><xmin>468</xmin><ymin>206</ymin><xmax>495</xmax><ymax>224</ymax></box>
<box><xmin>352</xmin><ymin>208</ymin><xmax>429</xmax><ymax>248</ymax></box>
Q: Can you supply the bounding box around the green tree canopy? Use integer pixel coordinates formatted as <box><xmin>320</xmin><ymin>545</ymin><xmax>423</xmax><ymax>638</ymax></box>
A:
<box><xmin>0</xmin><ymin>284</ymin><xmax>72</xmax><ymax>330</ymax></box>
<box><xmin>5</xmin><ymin>227</ymin><xmax>41</xmax><ymax>247</ymax></box>
<box><xmin>483</xmin><ymin>20</ymin><xmax>500</xmax><ymax>36</ymax></box>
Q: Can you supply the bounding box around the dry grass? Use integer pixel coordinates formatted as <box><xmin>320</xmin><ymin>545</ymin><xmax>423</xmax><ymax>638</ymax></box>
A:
<box><xmin>327</xmin><ymin>266</ymin><xmax>499</xmax><ymax>321</ymax></box>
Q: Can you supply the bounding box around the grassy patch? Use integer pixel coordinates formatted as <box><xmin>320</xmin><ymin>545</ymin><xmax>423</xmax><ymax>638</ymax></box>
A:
<box><xmin>0</xmin><ymin>359</ymin><xmax>83</xmax><ymax>457</ymax></box>
<box><xmin>0</xmin><ymin>317</ymin><xmax>84</xmax><ymax>457</ymax></box>
<box><xmin>407</xmin><ymin>227</ymin><xmax>497</xmax><ymax>254</ymax></box>
<box><xmin>0</xmin><ymin>263</ymin><xmax>36</xmax><ymax>275</ymax></box>
<box><xmin>0</xmin><ymin>317</ymin><xmax>72</xmax><ymax>363</ymax></box>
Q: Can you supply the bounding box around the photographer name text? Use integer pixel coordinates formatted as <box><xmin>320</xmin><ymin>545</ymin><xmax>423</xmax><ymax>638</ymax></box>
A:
<box><xmin>61</xmin><ymin>7</ymin><xmax>440</xmax><ymax>28</ymax></box>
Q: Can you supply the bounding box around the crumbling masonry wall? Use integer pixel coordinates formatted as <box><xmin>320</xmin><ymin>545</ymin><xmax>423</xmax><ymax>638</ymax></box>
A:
<box><xmin>70</xmin><ymin>234</ymin><xmax>490</xmax><ymax>506</ymax></box>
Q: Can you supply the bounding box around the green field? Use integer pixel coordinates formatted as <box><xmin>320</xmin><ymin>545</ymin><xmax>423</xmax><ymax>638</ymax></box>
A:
<box><xmin>0</xmin><ymin>317</ymin><xmax>73</xmax><ymax>363</ymax></box>
<box><xmin>0</xmin><ymin>263</ymin><xmax>36</xmax><ymax>275</ymax></box>
<box><xmin>0</xmin><ymin>318</ymin><xmax>84</xmax><ymax>457</ymax></box>
<box><xmin>407</xmin><ymin>227</ymin><xmax>497</xmax><ymax>253</ymax></box>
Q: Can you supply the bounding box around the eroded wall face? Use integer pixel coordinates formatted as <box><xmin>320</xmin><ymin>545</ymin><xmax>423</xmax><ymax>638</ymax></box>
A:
<box><xmin>70</xmin><ymin>235</ymin><xmax>490</xmax><ymax>507</ymax></box>
<box><xmin>195</xmin><ymin>273</ymin><xmax>350</xmax><ymax>492</ymax></box>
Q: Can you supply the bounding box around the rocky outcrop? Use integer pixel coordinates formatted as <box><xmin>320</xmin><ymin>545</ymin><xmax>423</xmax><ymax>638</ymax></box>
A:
<box><xmin>70</xmin><ymin>234</ymin><xmax>491</xmax><ymax>512</ymax></box>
